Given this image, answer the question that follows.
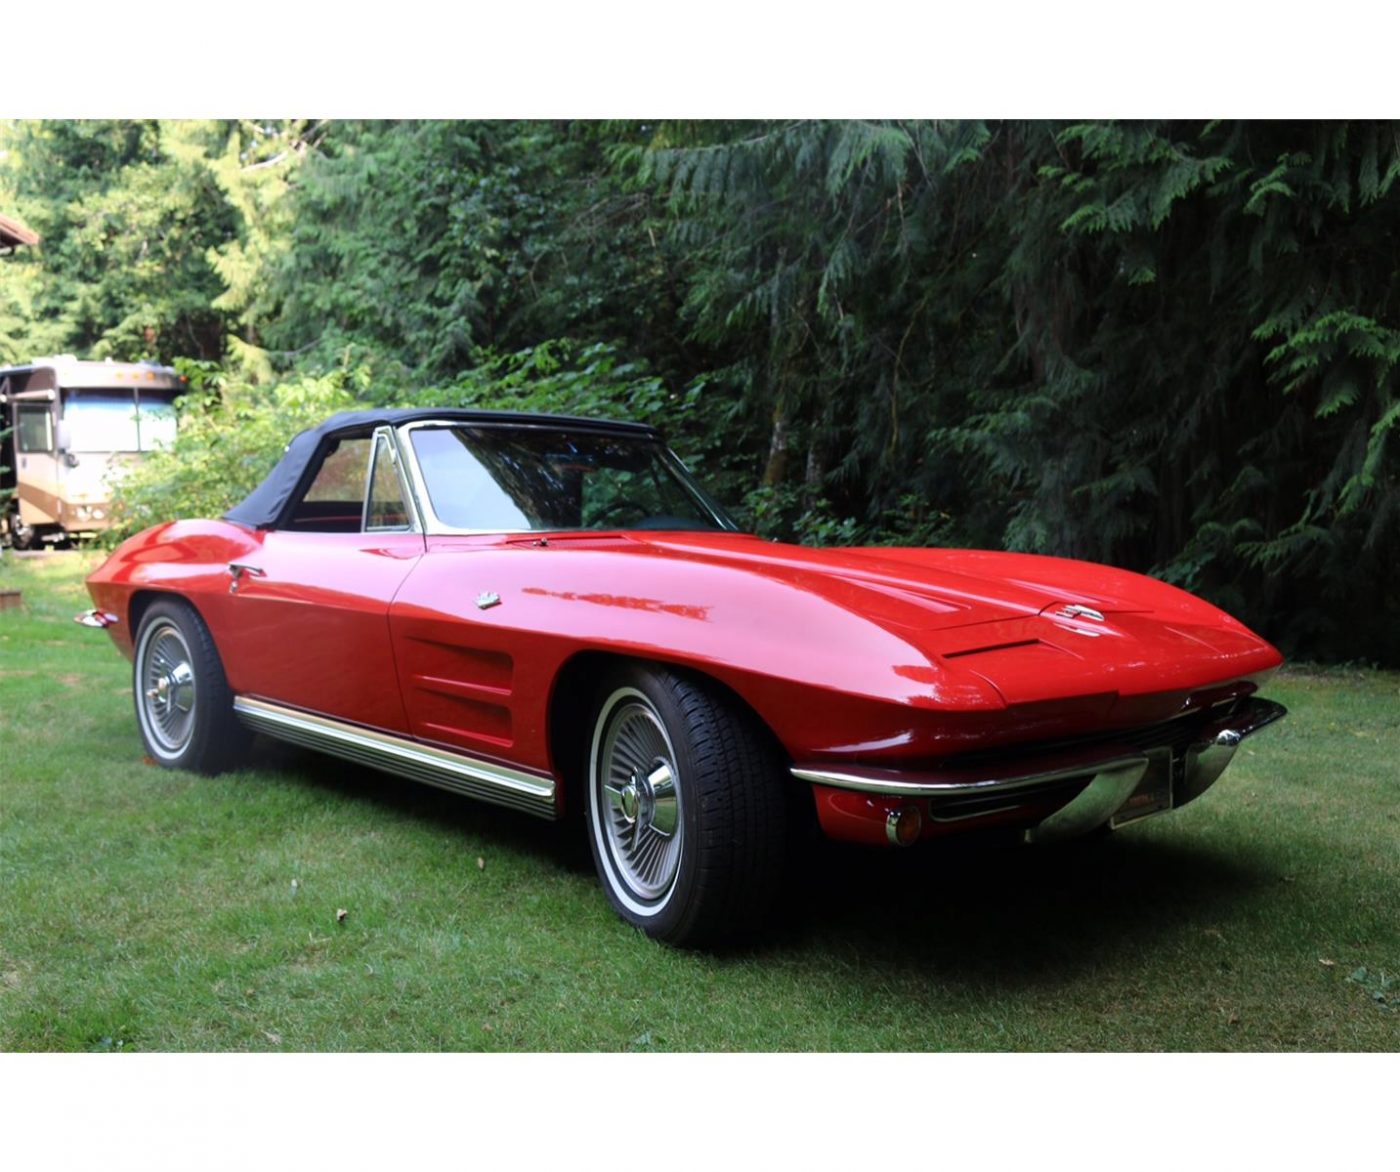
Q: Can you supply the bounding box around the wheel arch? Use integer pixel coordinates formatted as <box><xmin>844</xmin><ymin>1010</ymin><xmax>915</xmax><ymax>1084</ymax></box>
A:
<box><xmin>545</xmin><ymin>649</ymin><xmax>803</xmax><ymax>823</ymax></box>
<box><xmin>128</xmin><ymin>588</ymin><xmax>209</xmax><ymax>635</ymax></box>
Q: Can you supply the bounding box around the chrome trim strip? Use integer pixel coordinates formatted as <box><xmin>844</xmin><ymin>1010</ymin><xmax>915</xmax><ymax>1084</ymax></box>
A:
<box><xmin>393</xmin><ymin>419</ymin><xmax>735</xmax><ymax>536</ymax></box>
<box><xmin>395</xmin><ymin>421</ymin><xmax>504</xmax><ymax>536</ymax></box>
<box><xmin>791</xmin><ymin>698</ymin><xmax>1288</xmax><ymax>802</ymax></box>
<box><xmin>795</xmin><ymin>695</ymin><xmax>1289</xmax><ymax>843</ymax></box>
<box><xmin>232</xmin><ymin>696</ymin><xmax>557</xmax><ymax>820</ymax></box>
<box><xmin>790</xmin><ymin>757</ymin><xmax>1145</xmax><ymax>799</ymax></box>
<box><xmin>364</xmin><ymin>425</ymin><xmax>423</xmax><ymax>534</ymax></box>
<box><xmin>1199</xmin><ymin>697</ymin><xmax>1287</xmax><ymax>745</ymax></box>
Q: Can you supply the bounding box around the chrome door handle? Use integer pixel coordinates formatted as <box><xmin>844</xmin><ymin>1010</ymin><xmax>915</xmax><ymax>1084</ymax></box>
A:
<box><xmin>228</xmin><ymin>563</ymin><xmax>267</xmax><ymax>593</ymax></box>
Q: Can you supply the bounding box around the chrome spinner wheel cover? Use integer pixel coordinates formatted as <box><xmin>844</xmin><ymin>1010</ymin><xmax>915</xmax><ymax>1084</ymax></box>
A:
<box><xmin>590</xmin><ymin>688</ymin><xmax>684</xmax><ymax>914</ymax></box>
<box><xmin>137</xmin><ymin>620</ymin><xmax>197</xmax><ymax>760</ymax></box>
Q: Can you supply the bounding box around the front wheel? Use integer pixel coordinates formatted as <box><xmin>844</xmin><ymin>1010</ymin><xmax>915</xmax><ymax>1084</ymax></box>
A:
<box><xmin>585</xmin><ymin>665</ymin><xmax>787</xmax><ymax>946</ymax></box>
<box><xmin>6</xmin><ymin>509</ymin><xmax>36</xmax><ymax>551</ymax></box>
<box><xmin>132</xmin><ymin>599</ymin><xmax>247</xmax><ymax>774</ymax></box>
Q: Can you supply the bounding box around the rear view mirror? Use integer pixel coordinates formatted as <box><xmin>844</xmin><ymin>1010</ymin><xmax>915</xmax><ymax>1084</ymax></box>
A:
<box><xmin>55</xmin><ymin>420</ymin><xmax>78</xmax><ymax>466</ymax></box>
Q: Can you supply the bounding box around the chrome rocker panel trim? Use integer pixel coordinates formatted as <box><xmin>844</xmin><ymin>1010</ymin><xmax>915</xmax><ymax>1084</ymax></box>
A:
<box><xmin>233</xmin><ymin>696</ymin><xmax>557</xmax><ymax>820</ymax></box>
<box><xmin>791</xmin><ymin>697</ymin><xmax>1288</xmax><ymax>844</ymax></box>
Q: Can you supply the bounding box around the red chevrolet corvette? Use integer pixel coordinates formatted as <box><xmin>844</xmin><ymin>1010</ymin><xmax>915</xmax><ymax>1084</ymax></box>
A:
<box><xmin>81</xmin><ymin>409</ymin><xmax>1286</xmax><ymax>945</ymax></box>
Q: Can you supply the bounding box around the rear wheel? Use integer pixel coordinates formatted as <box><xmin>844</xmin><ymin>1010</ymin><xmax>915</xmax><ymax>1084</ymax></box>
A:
<box><xmin>584</xmin><ymin>664</ymin><xmax>787</xmax><ymax>946</ymax></box>
<box><xmin>133</xmin><ymin>599</ymin><xmax>246</xmax><ymax>774</ymax></box>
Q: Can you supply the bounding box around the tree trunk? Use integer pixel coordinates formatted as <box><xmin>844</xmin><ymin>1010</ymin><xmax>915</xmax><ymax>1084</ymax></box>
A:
<box><xmin>762</xmin><ymin>399</ymin><xmax>789</xmax><ymax>487</ymax></box>
<box><xmin>803</xmin><ymin>410</ymin><xmax>830</xmax><ymax>507</ymax></box>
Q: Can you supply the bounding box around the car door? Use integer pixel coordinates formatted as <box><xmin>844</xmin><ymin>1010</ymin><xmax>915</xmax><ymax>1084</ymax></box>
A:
<box><xmin>218</xmin><ymin>426</ymin><xmax>425</xmax><ymax>733</ymax></box>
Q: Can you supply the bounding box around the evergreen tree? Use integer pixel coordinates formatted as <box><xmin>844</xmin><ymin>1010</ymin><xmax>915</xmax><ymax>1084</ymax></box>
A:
<box><xmin>2</xmin><ymin>118</ymin><xmax>1396</xmax><ymax>662</ymax></box>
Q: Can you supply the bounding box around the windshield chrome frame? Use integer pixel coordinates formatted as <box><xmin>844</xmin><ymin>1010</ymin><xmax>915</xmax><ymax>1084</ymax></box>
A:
<box><xmin>395</xmin><ymin>419</ymin><xmax>738</xmax><ymax>536</ymax></box>
<box><xmin>362</xmin><ymin>425</ymin><xmax>423</xmax><ymax>534</ymax></box>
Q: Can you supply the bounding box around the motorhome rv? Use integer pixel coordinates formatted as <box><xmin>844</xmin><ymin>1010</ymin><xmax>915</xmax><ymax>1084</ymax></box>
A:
<box><xmin>1</xmin><ymin>356</ymin><xmax>184</xmax><ymax>547</ymax></box>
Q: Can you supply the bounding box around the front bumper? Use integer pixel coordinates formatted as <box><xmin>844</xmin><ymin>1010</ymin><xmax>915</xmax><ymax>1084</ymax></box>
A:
<box><xmin>75</xmin><ymin>608</ymin><xmax>121</xmax><ymax>629</ymax></box>
<box><xmin>792</xmin><ymin>697</ymin><xmax>1288</xmax><ymax>846</ymax></box>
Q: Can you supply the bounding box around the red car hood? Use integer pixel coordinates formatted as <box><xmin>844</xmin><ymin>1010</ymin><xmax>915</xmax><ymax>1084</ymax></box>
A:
<box><xmin>605</xmin><ymin>532</ymin><xmax>1283</xmax><ymax>709</ymax></box>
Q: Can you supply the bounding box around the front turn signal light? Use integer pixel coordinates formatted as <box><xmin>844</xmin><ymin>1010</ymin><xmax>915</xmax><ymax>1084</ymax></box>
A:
<box><xmin>886</xmin><ymin>804</ymin><xmax>923</xmax><ymax>847</ymax></box>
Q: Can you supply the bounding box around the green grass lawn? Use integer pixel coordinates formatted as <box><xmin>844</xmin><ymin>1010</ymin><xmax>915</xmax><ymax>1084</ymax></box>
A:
<box><xmin>2</xmin><ymin>551</ymin><xmax>1396</xmax><ymax>1052</ymax></box>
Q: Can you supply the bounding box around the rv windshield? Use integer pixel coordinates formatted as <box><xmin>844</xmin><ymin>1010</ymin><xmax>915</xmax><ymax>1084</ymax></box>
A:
<box><xmin>63</xmin><ymin>389</ymin><xmax>178</xmax><ymax>452</ymax></box>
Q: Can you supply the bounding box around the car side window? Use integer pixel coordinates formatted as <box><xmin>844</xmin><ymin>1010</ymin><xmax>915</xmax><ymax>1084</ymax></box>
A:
<box><xmin>285</xmin><ymin>435</ymin><xmax>372</xmax><ymax>532</ymax></box>
<box><xmin>364</xmin><ymin>431</ymin><xmax>412</xmax><ymax>531</ymax></box>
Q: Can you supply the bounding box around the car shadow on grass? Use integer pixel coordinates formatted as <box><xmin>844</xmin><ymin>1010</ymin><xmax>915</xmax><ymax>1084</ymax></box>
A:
<box><xmin>769</xmin><ymin>829</ymin><xmax>1282</xmax><ymax>984</ymax></box>
<box><xmin>245</xmin><ymin>738</ymin><xmax>1280</xmax><ymax>982</ymax></box>
<box><xmin>246</xmin><ymin>738</ymin><xmax>596</xmax><ymax>875</ymax></box>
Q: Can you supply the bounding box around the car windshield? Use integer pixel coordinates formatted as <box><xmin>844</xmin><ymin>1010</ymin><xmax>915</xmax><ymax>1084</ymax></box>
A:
<box><xmin>407</xmin><ymin>425</ymin><xmax>736</xmax><ymax>532</ymax></box>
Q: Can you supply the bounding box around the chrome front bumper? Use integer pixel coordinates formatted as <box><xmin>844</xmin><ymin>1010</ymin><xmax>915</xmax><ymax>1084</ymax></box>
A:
<box><xmin>74</xmin><ymin>608</ymin><xmax>120</xmax><ymax>629</ymax></box>
<box><xmin>791</xmin><ymin>697</ymin><xmax>1288</xmax><ymax>844</ymax></box>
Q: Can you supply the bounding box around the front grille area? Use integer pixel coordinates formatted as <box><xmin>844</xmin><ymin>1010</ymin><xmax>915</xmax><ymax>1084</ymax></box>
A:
<box><xmin>925</xmin><ymin>776</ymin><xmax>1091</xmax><ymax>823</ymax></box>
<box><xmin>796</xmin><ymin>696</ymin><xmax>1282</xmax><ymax>845</ymax></box>
<box><xmin>938</xmin><ymin>698</ymin><xmax>1242</xmax><ymax>773</ymax></box>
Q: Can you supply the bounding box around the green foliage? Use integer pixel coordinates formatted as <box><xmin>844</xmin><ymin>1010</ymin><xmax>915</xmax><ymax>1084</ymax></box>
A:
<box><xmin>1007</xmin><ymin>122</ymin><xmax>1400</xmax><ymax>661</ymax></box>
<box><xmin>4</xmin><ymin>118</ymin><xmax>1400</xmax><ymax>662</ymax></box>
<box><xmin>203</xmin><ymin>119</ymin><xmax>329</xmax><ymax>375</ymax></box>
<box><xmin>0</xmin><ymin>119</ymin><xmax>314</xmax><ymax>366</ymax></box>
<box><xmin>106</xmin><ymin>366</ymin><xmax>358</xmax><ymax>541</ymax></box>
<box><xmin>736</xmin><ymin>484</ymin><xmax>855</xmax><ymax>543</ymax></box>
<box><xmin>627</xmin><ymin>119</ymin><xmax>1400</xmax><ymax>663</ymax></box>
<box><xmin>106</xmin><ymin>341</ymin><xmax>709</xmax><ymax>541</ymax></box>
<box><xmin>1347</xmin><ymin>967</ymin><xmax>1398</xmax><ymax>1011</ymax></box>
<box><xmin>1</xmin><ymin>121</ymin><xmax>224</xmax><ymax>360</ymax></box>
<box><xmin>256</xmin><ymin>121</ymin><xmax>670</xmax><ymax>391</ymax></box>
<box><xmin>412</xmin><ymin>339</ymin><xmax>759</xmax><ymax>512</ymax></box>
<box><xmin>735</xmin><ymin>484</ymin><xmax>950</xmax><ymax>548</ymax></box>
<box><xmin>414</xmin><ymin>338</ymin><xmax>672</xmax><ymax>421</ymax></box>
<box><xmin>630</xmin><ymin>120</ymin><xmax>1008</xmax><ymax>514</ymax></box>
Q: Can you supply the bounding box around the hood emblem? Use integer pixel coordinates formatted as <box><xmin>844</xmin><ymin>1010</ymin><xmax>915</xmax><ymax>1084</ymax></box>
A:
<box><xmin>1055</xmin><ymin>604</ymin><xmax>1105</xmax><ymax>622</ymax></box>
<box><xmin>476</xmin><ymin>591</ymin><xmax>502</xmax><ymax>611</ymax></box>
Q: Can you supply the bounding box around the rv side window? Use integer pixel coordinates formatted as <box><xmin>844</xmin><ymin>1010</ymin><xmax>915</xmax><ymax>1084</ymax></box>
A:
<box><xmin>17</xmin><ymin>406</ymin><xmax>52</xmax><ymax>453</ymax></box>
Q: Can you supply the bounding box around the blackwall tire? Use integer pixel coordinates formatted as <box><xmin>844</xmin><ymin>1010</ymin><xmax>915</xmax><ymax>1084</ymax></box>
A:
<box><xmin>584</xmin><ymin>664</ymin><xmax>787</xmax><ymax>947</ymax></box>
<box><xmin>132</xmin><ymin>598</ymin><xmax>246</xmax><ymax>774</ymax></box>
<box><xmin>8</xmin><ymin>514</ymin><xmax>36</xmax><ymax>551</ymax></box>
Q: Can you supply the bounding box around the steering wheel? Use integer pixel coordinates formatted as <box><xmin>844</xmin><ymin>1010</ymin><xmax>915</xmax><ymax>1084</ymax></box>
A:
<box><xmin>590</xmin><ymin>498</ymin><xmax>649</xmax><ymax>527</ymax></box>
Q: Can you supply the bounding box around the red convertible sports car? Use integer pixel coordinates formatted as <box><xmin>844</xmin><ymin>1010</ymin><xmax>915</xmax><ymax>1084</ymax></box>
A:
<box><xmin>82</xmin><ymin>409</ymin><xmax>1287</xmax><ymax>945</ymax></box>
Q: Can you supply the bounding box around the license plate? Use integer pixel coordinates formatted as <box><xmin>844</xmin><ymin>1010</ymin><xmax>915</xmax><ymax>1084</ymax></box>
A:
<box><xmin>1110</xmin><ymin>748</ymin><xmax>1174</xmax><ymax>826</ymax></box>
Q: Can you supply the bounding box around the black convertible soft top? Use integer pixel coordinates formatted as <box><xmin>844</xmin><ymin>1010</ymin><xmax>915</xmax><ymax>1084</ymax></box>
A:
<box><xmin>223</xmin><ymin>407</ymin><xmax>662</xmax><ymax>530</ymax></box>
